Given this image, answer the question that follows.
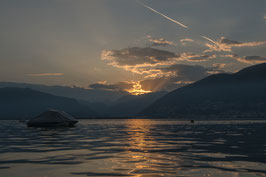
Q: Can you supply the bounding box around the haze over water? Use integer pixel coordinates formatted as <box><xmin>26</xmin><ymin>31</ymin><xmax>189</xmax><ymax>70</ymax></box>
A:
<box><xmin>0</xmin><ymin>119</ymin><xmax>265</xmax><ymax>177</ymax></box>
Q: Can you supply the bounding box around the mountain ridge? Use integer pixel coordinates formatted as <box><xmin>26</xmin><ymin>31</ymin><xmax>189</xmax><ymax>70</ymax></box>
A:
<box><xmin>141</xmin><ymin>63</ymin><xmax>266</xmax><ymax>119</ymax></box>
<box><xmin>0</xmin><ymin>87</ymin><xmax>97</xmax><ymax>119</ymax></box>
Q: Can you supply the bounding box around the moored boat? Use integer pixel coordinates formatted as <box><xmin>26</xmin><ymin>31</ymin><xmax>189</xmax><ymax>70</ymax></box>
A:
<box><xmin>27</xmin><ymin>110</ymin><xmax>78</xmax><ymax>127</ymax></box>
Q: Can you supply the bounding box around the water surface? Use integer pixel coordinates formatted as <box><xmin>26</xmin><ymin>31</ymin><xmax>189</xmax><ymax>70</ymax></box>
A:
<box><xmin>0</xmin><ymin>119</ymin><xmax>266</xmax><ymax>177</ymax></box>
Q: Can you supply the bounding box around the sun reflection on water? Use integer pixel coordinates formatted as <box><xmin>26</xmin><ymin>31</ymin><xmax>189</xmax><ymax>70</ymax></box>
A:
<box><xmin>124</xmin><ymin>119</ymin><xmax>161</xmax><ymax>176</ymax></box>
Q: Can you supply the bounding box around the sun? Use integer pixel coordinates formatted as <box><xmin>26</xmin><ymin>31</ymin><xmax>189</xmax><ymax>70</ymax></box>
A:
<box><xmin>126</xmin><ymin>81</ymin><xmax>152</xmax><ymax>95</ymax></box>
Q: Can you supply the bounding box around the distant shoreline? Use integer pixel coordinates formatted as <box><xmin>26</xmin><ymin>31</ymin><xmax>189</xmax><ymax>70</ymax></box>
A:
<box><xmin>2</xmin><ymin>117</ymin><xmax>266</xmax><ymax>121</ymax></box>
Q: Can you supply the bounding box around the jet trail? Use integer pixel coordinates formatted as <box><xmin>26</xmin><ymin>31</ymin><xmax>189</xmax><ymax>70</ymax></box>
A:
<box><xmin>201</xmin><ymin>36</ymin><xmax>220</xmax><ymax>47</ymax></box>
<box><xmin>137</xmin><ymin>1</ymin><xmax>219</xmax><ymax>47</ymax></box>
<box><xmin>137</xmin><ymin>1</ymin><xmax>189</xmax><ymax>29</ymax></box>
<box><xmin>201</xmin><ymin>36</ymin><xmax>219</xmax><ymax>46</ymax></box>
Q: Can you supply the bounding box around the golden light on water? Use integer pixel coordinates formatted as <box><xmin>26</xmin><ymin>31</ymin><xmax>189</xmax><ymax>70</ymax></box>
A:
<box><xmin>124</xmin><ymin>119</ymin><xmax>159</xmax><ymax>176</ymax></box>
<box><xmin>126</xmin><ymin>119</ymin><xmax>153</xmax><ymax>150</ymax></box>
<box><xmin>126</xmin><ymin>81</ymin><xmax>152</xmax><ymax>95</ymax></box>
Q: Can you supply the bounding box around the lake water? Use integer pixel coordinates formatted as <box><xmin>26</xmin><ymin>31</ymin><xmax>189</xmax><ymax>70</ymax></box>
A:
<box><xmin>0</xmin><ymin>119</ymin><xmax>266</xmax><ymax>177</ymax></box>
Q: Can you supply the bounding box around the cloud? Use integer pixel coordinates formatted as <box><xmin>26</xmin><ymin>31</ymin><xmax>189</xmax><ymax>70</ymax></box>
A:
<box><xmin>223</xmin><ymin>54</ymin><xmax>266</xmax><ymax>64</ymax></box>
<box><xmin>102</xmin><ymin>47</ymin><xmax>217</xmax><ymax>79</ymax></box>
<box><xmin>180</xmin><ymin>38</ymin><xmax>194</xmax><ymax>43</ymax></box>
<box><xmin>139</xmin><ymin>64</ymin><xmax>223</xmax><ymax>91</ymax></box>
<box><xmin>212</xmin><ymin>63</ymin><xmax>226</xmax><ymax>69</ymax></box>
<box><xmin>204</xmin><ymin>37</ymin><xmax>265</xmax><ymax>53</ymax></box>
<box><xmin>102</xmin><ymin>46</ymin><xmax>222</xmax><ymax>92</ymax></box>
<box><xmin>137</xmin><ymin>1</ymin><xmax>189</xmax><ymax>29</ymax></box>
<box><xmin>89</xmin><ymin>81</ymin><xmax>134</xmax><ymax>91</ymax></box>
<box><xmin>102</xmin><ymin>47</ymin><xmax>216</xmax><ymax>78</ymax></box>
<box><xmin>180</xmin><ymin>38</ymin><xmax>194</xmax><ymax>46</ymax></box>
<box><xmin>239</xmin><ymin>56</ymin><xmax>266</xmax><ymax>64</ymax></box>
<box><xmin>147</xmin><ymin>35</ymin><xmax>176</xmax><ymax>47</ymax></box>
<box><xmin>180</xmin><ymin>53</ymin><xmax>216</xmax><ymax>62</ymax></box>
<box><xmin>101</xmin><ymin>47</ymin><xmax>179</xmax><ymax>67</ymax></box>
<box><xmin>27</xmin><ymin>73</ymin><xmax>64</xmax><ymax>77</ymax></box>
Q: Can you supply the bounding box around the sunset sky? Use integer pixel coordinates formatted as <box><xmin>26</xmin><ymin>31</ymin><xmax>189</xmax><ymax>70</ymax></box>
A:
<box><xmin>0</xmin><ymin>0</ymin><xmax>266</xmax><ymax>94</ymax></box>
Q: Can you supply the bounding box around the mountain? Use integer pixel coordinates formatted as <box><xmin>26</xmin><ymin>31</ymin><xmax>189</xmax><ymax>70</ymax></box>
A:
<box><xmin>0</xmin><ymin>82</ymin><xmax>168</xmax><ymax>118</ymax></box>
<box><xmin>106</xmin><ymin>91</ymin><xmax>167</xmax><ymax>117</ymax></box>
<box><xmin>0</xmin><ymin>87</ymin><xmax>97</xmax><ymax>119</ymax></box>
<box><xmin>0</xmin><ymin>82</ymin><xmax>129</xmax><ymax>104</ymax></box>
<box><xmin>141</xmin><ymin>63</ymin><xmax>266</xmax><ymax>119</ymax></box>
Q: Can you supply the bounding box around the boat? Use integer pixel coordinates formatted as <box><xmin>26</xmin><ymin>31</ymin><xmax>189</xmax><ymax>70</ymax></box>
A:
<box><xmin>27</xmin><ymin>110</ymin><xmax>78</xmax><ymax>127</ymax></box>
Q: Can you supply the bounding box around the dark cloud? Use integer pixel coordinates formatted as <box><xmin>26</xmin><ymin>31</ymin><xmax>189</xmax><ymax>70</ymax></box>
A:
<box><xmin>102</xmin><ymin>47</ymin><xmax>216</xmax><ymax>77</ymax></box>
<box><xmin>102</xmin><ymin>47</ymin><xmax>179</xmax><ymax>67</ymax></box>
<box><xmin>89</xmin><ymin>81</ymin><xmax>134</xmax><ymax>91</ymax></box>
<box><xmin>219</xmin><ymin>37</ymin><xmax>240</xmax><ymax>45</ymax></box>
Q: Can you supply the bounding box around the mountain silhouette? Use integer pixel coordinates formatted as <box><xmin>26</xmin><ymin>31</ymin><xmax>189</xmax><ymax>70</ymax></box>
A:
<box><xmin>0</xmin><ymin>82</ymin><xmax>129</xmax><ymax>104</ymax></box>
<box><xmin>0</xmin><ymin>87</ymin><xmax>97</xmax><ymax>119</ymax></box>
<box><xmin>106</xmin><ymin>91</ymin><xmax>167</xmax><ymax>117</ymax></box>
<box><xmin>0</xmin><ymin>82</ymin><xmax>167</xmax><ymax>118</ymax></box>
<box><xmin>141</xmin><ymin>63</ymin><xmax>266</xmax><ymax>119</ymax></box>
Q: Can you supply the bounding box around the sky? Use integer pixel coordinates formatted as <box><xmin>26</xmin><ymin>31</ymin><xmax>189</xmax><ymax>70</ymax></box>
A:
<box><xmin>0</xmin><ymin>0</ymin><xmax>266</xmax><ymax>94</ymax></box>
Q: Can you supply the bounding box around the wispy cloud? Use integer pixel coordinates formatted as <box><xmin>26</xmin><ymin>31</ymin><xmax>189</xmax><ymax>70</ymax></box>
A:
<box><xmin>27</xmin><ymin>73</ymin><xmax>64</xmax><ymax>77</ymax></box>
<box><xmin>212</xmin><ymin>63</ymin><xmax>226</xmax><ymax>69</ymax></box>
<box><xmin>137</xmin><ymin>1</ymin><xmax>189</xmax><ymax>29</ymax></box>
<box><xmin>147</xmin><ymin>35</ymin><xmax>176</xmax><ymax>47</ymax></box>
<box><xmin>180</xmin><ymin>38</ymin><xmax>194</xmax><ymax>46</ymax></box>
<box><xmin>225</xmin><ymin>54</ymin><xmax>266</xmax><ymax>64</ymax></box>
<box><xmin>180</xmin><ymin>53</ymin><xmax>216</xmax><ymax>62</ymax></box>
<box><xmin>180</xmin><ymin>38</ymin><xmax>194</xmax><ymax>43</ymax></box>
<box><xmin>204</xmin><ymin>37</ymin><xmax>265</xmax><ymax>53</ymax></box>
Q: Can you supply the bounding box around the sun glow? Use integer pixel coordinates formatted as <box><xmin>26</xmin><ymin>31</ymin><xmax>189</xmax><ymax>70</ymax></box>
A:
<box><xmin>126</xmin><ymin>81</ymin><xmax>152</xmax><ymax>95</ymax></box>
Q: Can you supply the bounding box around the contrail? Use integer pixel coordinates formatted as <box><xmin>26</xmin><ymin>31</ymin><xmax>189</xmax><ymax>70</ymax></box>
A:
<box><xmin>137</xmin><ymin>1</ymin><xmax>219</xmax><ymax>47</ymax></box>
<box><xmin>201</xmin><ymin>36</ymin><xmax>219</xmax><ymax>46</ymax></box>
<box><xmin>137</xmin><ymin>1</ymin><xmax>189</xmax><ymax>29</ymax></box>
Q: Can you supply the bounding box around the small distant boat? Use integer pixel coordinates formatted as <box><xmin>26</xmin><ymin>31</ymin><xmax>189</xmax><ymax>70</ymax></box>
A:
<box><xmin>27</xmin><ymin>110</ymin><xmax>78</xmax><ymax>127</ymax></box>
<box><xmin>190</xmin><ymin>120</ymin><xmax>195</xmax><ymax>123</ymax></box>
<box><xmin>19</xmin><ymin>120</ymin><xmax>27</xmax><ymax>123</ymax></box>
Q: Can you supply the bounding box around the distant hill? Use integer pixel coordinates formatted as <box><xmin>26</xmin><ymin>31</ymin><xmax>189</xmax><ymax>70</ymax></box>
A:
<box><xmin>106</xmin><ymin>91</ymin><xmax>167</xmax><ymax>117</ymax></box>
<box><xmin>0</xmin><ymin>82</ymin><xmax>129</xmax><ymax>104</ymax></box>
<box><xmin>0</xmin><ymin>87</ymin><xmax>97</xmax><ymax>119</ymax></box>
<box><xmin>141</xmin><ymin>63</ymin><xmax>266</xmax><ymax>119</ymax></box>
<box><xmin>0</xmin><ymin>82</ymin><xmax>168</xmax><ymax>118</ymax></box>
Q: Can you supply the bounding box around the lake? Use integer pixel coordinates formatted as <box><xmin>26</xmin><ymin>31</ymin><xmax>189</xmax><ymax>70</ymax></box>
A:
<box><xmin>0</xmin><ymin>119</ymin><xmax>266</xmax><ymax>177</ymax></box>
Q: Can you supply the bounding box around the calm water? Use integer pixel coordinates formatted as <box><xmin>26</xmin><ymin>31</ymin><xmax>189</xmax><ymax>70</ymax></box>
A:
<box><xmin>0</xmin><ymin>119</ymin><xmax>266</xmax><ymax>177</ymax></box>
